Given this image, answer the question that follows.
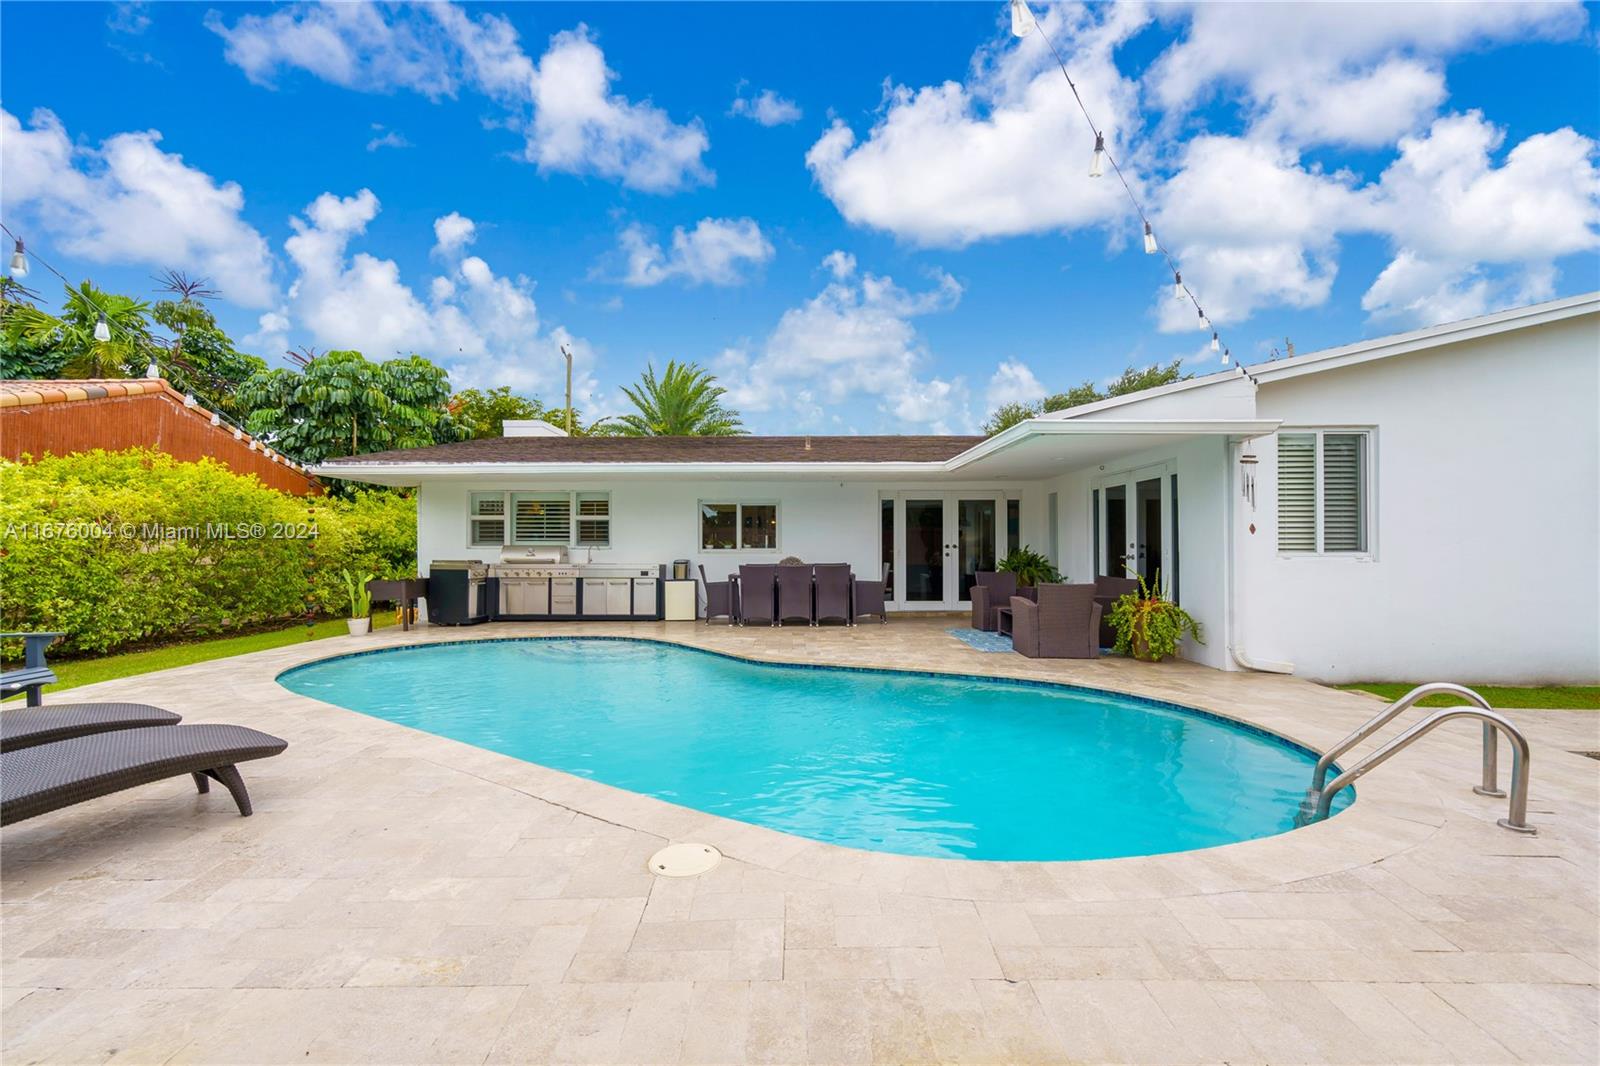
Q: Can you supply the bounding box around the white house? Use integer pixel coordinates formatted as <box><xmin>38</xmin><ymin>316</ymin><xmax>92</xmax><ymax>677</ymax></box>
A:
<box><xmin>320</xmin><ymin>292</ymin><xmax>1600</xmax><ymax>684</ymax></box>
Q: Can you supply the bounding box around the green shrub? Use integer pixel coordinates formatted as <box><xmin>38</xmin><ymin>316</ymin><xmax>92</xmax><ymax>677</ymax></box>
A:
<box><xmin>1107</xmin><ymin>573</ymin><xmax>1203</xmax><ymax>662</ymax></box>
<box><xmin>997</xmin><ymin>545</ymin><xmax>1061</xmax><ymax>587</ymax></box>
<box><xmin>0</xmin><ymin>450</ymin><xmax>415</xmax><ymax>656</ymax></box>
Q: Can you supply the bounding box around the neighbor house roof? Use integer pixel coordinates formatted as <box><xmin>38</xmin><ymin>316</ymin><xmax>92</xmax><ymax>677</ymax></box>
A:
<box><xmin>324</xmin><ymin>434</ymin><xmax>986</xmax><ymax>467</ymax></box>
<box><xmin>0</xmin><ymin>378</ymin><xmax>322</xmax><ymax>496</ymax></box>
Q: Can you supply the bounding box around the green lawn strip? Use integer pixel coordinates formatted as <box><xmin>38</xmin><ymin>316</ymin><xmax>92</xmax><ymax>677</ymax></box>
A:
<box><xmin>1338</xmin><ymin>682</ymin><xmax>1600</xmax><ymax>710</ymax></box>
<box><xmin>4</xmin><ymin>615</ymin><xmax>397</xmax><ymax>700</ymax></box>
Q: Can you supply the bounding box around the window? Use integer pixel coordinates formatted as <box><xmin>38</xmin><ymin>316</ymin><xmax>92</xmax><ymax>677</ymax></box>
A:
<box><xmin>1277</xmin><ymin>430</ymin><xmax>1370</xmax><ymax>554</ymax></box>
<box><xmin>1006</xmin><ymin>498</ymin><xmax>1021</xmax><ymax>550</ymax></box>
<box><xmin>701</xmin><ymin>501</ymin><xmax>779</xmax><ymax>551</ymax></box>
<box><xmin>511</xmin><ymin>493</ymin><xmax>572</xmax><ymax>545</ymax></box>
<box><xmin>469</xmin><ymin>492</ymin><xmax>506</xmax><ymax>546</ymax></box>
<box><xmin>576</xmin><ymin>493</ymin><xmax>610</xmax><ymax>547</ymax></box>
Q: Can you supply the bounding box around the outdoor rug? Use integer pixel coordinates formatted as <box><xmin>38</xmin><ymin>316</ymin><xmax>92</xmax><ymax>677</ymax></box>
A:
<box><xmin>946</xmin><ymin>627</ymin><xmax>1014</xmax><ymax>653</ymax></box>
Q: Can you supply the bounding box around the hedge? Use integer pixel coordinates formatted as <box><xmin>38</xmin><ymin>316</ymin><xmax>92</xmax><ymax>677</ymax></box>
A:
<box><xmin>0</xmin><ymin>449</ymin><xmax>416</xmax><ymax>656</ymax></box>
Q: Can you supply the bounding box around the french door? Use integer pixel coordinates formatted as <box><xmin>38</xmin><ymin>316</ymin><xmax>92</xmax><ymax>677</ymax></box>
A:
<box><xmin>1095</xmin><ymin>463</ymin><xmax>1177</xmax><ymax>597</ymax></box>
<box><xmin>885</xmin><ymin>492</ymin><xmax>1004</xmax><ymax>609</ymax></box>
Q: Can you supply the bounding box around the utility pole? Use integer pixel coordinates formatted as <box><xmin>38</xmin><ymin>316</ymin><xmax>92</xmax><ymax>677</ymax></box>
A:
<box><xmin>560</xmin><ymin>343</ymin><xmax>573</xmax><ymax>435</ymax></box>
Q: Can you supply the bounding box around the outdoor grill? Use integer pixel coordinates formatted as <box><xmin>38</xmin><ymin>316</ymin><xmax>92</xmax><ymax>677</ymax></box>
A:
<box><xmin>489</xmin><ymin>549</ymin><xmax>659</xmax><ymax>620</ymax></box>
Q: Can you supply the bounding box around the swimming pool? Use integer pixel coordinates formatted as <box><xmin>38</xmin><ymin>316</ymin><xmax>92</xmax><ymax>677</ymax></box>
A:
<box><xmin>279</xmin><ymin>638</ymin><xmax>1351</xmax><ymax>861</ymax></box>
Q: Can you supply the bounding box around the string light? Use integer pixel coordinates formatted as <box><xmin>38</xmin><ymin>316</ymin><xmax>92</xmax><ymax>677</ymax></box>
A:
<box><xmin>146</xmin><ymin>361</ymin><xmax>159</xmax><ymax>379</ymax></box>
<box><xmin>93</xmin><ymin>313</ymin><xmax>111</xmax><ymax>343</ymax></box>
<box><xmin>8</xmin><ymin>238</ymin><xmax>26</xmax><ymax>278</ymax></box>
<box><xmin>1010</xmin><ymin>4</ymin><xmax>1239</xmax><ymax>364</ymax></box>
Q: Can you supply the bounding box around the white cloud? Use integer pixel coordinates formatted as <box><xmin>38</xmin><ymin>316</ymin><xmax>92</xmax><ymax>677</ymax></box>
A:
<box><xmin>274</xmin><ymin>191</ymin><xmax>597</xmax><ymax>402</ymax></box>
<box><xmin>1360</xmin><ymin>112</ymin><xmax>1600</xmax><ymax>323</ymax></box>
<box><xmin>986</xmin><ymin>359</ymin><xmax>1046</xmax><ymax>411</ymax></box>
<box><xmin>1148</xmin><ymin>1</ymin><xmax>1586</xmax><ymax>147</ymax></box>
<box><xmin>821</xmin><ymin>250</ymin><xmax>856</xmax><ymax>280</ymax></box>
<box><xmin>204</xmin><ymin>1</ymin><xmax>458</xmax><ymax>96</ymax></box>
<box><xmin>431</xmin><ymin>212</ymin><xmax>477</xmax><ymax>258</ymax></box>
<box><xmin>525</xmin><ymin>27</ymin><xmax>711</xmax><ymax>193</ymax></box>
<box><xmin>0</xmin><ymin>107</ymin><xmax>276</xmax><ymax>308</ymax></box>
<box><xmin>617</xmin><ymin>217</ymin><xmax>773</xmax><ymax>287</ymax></box>
<box><xmin>1152</xmin><ymin>135</ymin><xmax>1362</xmax><ymax>329</ymax></box>
<box><xmin>805</xmin><ymin>2</ymin><xmax>1145</xmax><ymax>247</ymax></box>
<box><xmin>717</xmin><ymin>254</ymin><xmax>968</xmax><ymax>431</ymax></box>
<box><xmin>729</xmin><ymin>86</ymin><xmax>802</xmax><ymax>126</ymax></box>
<box><xmin>366</xmin><ymin>125</ymin><xmax>411</xmax><ymax>152</ymax></box>
<box><xmin>207</xmin><ymin>4</ymin><xmax>710</xmax><ymax>194</ymax></box>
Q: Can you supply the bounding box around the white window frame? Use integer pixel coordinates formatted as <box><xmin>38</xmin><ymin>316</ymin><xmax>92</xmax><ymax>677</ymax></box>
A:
<box><xmin>699</xmin><ymin>500</ymin><xmax>781</xmax><ymax>552</ymax></box>
<box><xmin>1276</xmin><ymin>427</ymin><xmax>1376</xmax><ymax>559</ymax></box>
<box><xmin>468</xmin><ymin>491</ymin><xmax>509</xmax><ymax>547</ymax></box>
<box><xmin>464</xmin><ymin>490</ymin><xmax>611</xmax><ymax>548</ymax></box>
<box><xmin>575</xmin><ymin>492</ymin><xmax>611</xmax><ymax>548</ymax></box>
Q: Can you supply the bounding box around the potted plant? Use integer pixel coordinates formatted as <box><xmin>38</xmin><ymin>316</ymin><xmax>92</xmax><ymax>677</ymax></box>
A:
<box><xmin>341</xmin><ymin>570</ymin><xmax>375</xmax><ymax>635</ymax></box>
<box><xmin>1108</xmin><ymin>573</ymin><xmax>1203</xmax><ymax>662</ymax></box>
<box><xmin>996</xmin><ymin>545</ymin><xmax>1061</xmax><ymax>589</ymax></box>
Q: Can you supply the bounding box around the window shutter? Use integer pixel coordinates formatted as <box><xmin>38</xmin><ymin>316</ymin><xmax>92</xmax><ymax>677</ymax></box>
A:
<box><xmin>469</xmin><ymin>493</ymin><xmax>505</xmax><ymax>546</ymax></box>
<box><xmin>1321</xmin><ymin>434</ymin><xmax>1366</xmax><ymax>552</ymax></box>
<box><xmin>1277</xmin><ymin>434</ymin><xmax>1317</xmax><ymax>551</ymax></box>
<box><xmin>576</xmin><ymin>493</ymin><xmax>610</xmax><ymax>546</ymax></box>
<box><xmin>512</xmin><ymin>494</ymin><xmax>571</xmax><ymax>543</ymax></box>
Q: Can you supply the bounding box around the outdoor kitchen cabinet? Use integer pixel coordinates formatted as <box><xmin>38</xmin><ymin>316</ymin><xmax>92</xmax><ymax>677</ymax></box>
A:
<box><xmin>581</xmin><ymin>578</ymin><xmax>632</xmax><ymax>616</ymax></box>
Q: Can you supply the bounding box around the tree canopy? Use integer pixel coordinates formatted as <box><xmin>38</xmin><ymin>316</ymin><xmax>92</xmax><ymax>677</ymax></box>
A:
<box><xmin>3</xmin><ymin>281</ymin><xmax>159</xmax><ymax>379</ymax></box>
<box><xmin>614</xmin><ymin>360</ymin><xmax>742</xmax><ymax>437</ymax></box>
<box><xmin>450</xmin><ymin>386</ymin><xmax>545</xmax><ymax>439</ymax></box>
<box><xmin>982</xmin><ymin>359</ymin><xmax>1189</xmax><ymax>435</ymax></box>
<box><xmin>238</xmin><ymin>350</ymin><xmax>466</xmax><ymax>465</ymax></box>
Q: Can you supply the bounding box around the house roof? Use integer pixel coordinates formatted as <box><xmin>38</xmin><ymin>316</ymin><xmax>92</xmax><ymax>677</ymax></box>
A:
<box><xmin>0</xmin><ymin>378</ymin><xmax>172</xmax><ymax>407</ymax></box>
<box><xmin>0</xmin><ymin>377</ymin><xmax>322</xmax><ymax>495</ymax></box>
<box><xmin>323</xmin><ymin>434</ymin><xmax>986</xmax><ymax>467</ymax></box>
<box><xmin>1044</xmin><ymin>291</ymin><xmax>1600</xmax><ymax>421</ymax></box>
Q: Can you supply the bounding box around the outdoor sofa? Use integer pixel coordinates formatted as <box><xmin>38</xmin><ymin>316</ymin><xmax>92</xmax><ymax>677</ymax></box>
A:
<box><xmin>1</xmin><ymin>724</ymin><xmax>288</xmax><ymax>824</ymax></box>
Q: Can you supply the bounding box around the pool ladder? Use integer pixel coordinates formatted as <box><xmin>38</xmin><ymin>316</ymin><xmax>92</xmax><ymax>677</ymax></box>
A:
<box><xmin>1297</xmin><ymin>683</ymin><xmax>1536</xmax><ymax>834</ymax></box>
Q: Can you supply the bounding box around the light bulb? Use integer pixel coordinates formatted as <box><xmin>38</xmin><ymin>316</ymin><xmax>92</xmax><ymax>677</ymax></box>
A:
<box><xmin>210</xmin><ymin>412</ymin><xmax>221</xmax><ymax>426</ymax></box>
<box><xmin>1211</xmin><ymin>332</ymin><xmax>1220</xmax><ymax>353</ymax></box>
<box><xmin>232</xmin><ymin>427</ymin><xmax>242</xmax><ymax>440</ymax></box>
<box><xmin>184</xmin><ymin>392</ymin><xmax>197</xmax><ymax>407</ymax></box>
<box><xmin>1172</xmin><ymin>272</ymin><xmax>1184</xmax><ymax>301</ymax></box>
<box><xmin>1142</xmin><ymin>221</ymin><xmax>1157</xmax><ymax>255</ymax></box>
<box><xmin>1089</xmin><ymin>132</ymin><xmax>1105</xmax><ymax>178</ymax></box>
<box><xmin>8</xmin><ymin>239</ymin><xmax>25</xmax><ymax>278</ymax></box>
<box><xmin>93</xmin><ymin>313</ymin><xmax>111</xmax><ymax>343</ymax></box>
<box><xmin>1223</xmin><ymin>348</ymin><xmax>1231</xmax><ymax>365</ymax></box>
<box><xmin>145</xmin><ymin>361</ymin><xmax>159</xmax><ymax>379</ymax></box>
<box><xmin>1009</xmin><ymin>0</ymin><xmax>1034</xmax><ymax>38</ymax></box>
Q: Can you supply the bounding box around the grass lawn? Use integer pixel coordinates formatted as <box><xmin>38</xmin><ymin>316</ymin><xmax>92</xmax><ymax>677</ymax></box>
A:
<box><xmin>1338</xmin><ymin>682</ymin><xmax>1600</xmax><ymax>710</ymax></box>
<box><xmin>4</xmin><ymin>615</ymin><xmax>397</xmax><ymax>700</ymax></box>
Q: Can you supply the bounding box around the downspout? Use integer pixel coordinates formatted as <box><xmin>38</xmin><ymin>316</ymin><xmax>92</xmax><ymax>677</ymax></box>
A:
<box><xmin>1225</xmin><ymin>436</ymin><xmax>1295</xmax><ymax>674</ymax></box>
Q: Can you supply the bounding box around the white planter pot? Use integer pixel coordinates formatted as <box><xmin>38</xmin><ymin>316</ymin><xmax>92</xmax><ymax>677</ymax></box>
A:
<box><xmin>346</xmin><ymin>618</ymin><xmax>371</xmax><ymax>636</ymax></box>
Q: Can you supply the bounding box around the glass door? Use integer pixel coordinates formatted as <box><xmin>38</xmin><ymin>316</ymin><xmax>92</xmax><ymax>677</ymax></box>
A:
<box><xmin>885</xmin><ymin>493</ymin><xmax>1003</xmax><ymax>608</ymax></box>
<box><xmin>1096</xmin><ymin>464</ymin><xmax>1176</xmax><ymax>595</ymax></box>
<box><xmin>903</xmin><ymin>497</ymin><xmax>945</xmax><ymax>603</ymax></box>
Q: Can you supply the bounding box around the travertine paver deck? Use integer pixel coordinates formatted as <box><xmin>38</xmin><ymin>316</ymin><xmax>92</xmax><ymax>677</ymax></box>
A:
<box><xmin>2</xmin><ymin>618</ymin><xmax>1596</xmax><ymax>1064</ymax></box>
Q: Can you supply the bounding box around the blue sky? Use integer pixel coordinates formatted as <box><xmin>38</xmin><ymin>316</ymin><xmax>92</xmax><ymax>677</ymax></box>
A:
<box><xmin>3</xmin><ymin>1</ymin><xmax>1597</xmax><ymax>433</ymax></box>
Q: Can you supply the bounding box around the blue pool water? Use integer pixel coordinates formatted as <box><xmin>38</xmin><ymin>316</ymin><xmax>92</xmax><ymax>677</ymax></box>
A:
<box><xmin>279</xmin><ymin>638</ymin><xmax>1350</xmax><ymax>861</ymax></box>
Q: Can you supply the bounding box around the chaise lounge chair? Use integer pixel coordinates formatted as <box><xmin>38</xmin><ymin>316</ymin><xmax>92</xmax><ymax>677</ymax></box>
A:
<box><xmin>1</xmin><ymin>724</ymin><xmax>288</xmax><ymax>825</ymax></box>
<box><xmin>1</xmin><ymin>632</ymin><xmax>64</xmax><ymax>707</ymax></box>
<box><xmin>1</xmin><ymin>702</ymin><xmax>182</xmax><ymax>752</ymax></box>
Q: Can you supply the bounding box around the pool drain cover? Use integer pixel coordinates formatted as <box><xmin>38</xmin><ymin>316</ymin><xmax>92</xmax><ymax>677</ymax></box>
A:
<box><xmin>649</xmin><ymin>843</ymin><xmax>721</xmax><ymax>877</ymax></box>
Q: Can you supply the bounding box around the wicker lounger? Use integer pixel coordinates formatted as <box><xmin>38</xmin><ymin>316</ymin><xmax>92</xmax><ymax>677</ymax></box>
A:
<box><xmin>1</xmin><ymin>703</ymin><xmax>182</xmax><ymax>753</ymax></box>
<box><xmin>1</xmin><ymin>724</ymin><xmax>288</xmax><ymax>825</ymax></box>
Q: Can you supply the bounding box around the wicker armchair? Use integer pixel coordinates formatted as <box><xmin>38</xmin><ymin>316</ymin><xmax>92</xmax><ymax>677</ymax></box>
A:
<box><xmin>814</xmin><ymin>564</ymin><xmax>853</xmax><ymax>625</ymax></box>
<box><xmin>698</xmin><ymin>564</ymin><xmax>736</xmax><ymax>624</ymax></box>
<box><xmin>1010</xmin><ymin>584</ymin><xmax>1100</xmax><ymax>659</ymax></box>
<box><xmin>738</xmin><ymin>564</ymin><xmax>778</xmax><ymax>626</ymax></box>
<box><xmin>777</xmin><ymin>564</ymin><xmax>815</xmax><ymax>625</ymax></box>
<box><xmin>969</xmin><ymin>571</ymin><xmax>1018</xmax><ymax>632</ymax></box>
<box><xmin>852</xmin><ymin>578</ymin><xmax>887</xmax><ymax>624</ymax></box>
<box><xmin>1093</xmin><ymin>576</ymin><xmax>1138</xmax><ymax>650</ymax></box>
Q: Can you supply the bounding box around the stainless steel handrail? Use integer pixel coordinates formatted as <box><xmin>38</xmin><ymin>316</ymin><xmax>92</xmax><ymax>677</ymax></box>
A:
<box><xmin>1311</xmin><ymin>707</ymin><xmax>1536</xmax><ymax>834</ymax></box>
<box><xmin>1310</xmin><ymin>683</ymin><xmax>1503</xmax><ymax>797</ymax></box>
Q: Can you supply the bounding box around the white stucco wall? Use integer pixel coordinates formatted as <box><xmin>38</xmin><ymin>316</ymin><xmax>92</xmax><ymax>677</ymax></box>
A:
<box><xmin>1236</xmin><ymin>313</ymin><xmax>1600</xmax><ymax>683</ymax></box>
<box><xmin>416</xmin><ymin>477</ymin><xmax>1048</xmax><ymax>608</ymax></box>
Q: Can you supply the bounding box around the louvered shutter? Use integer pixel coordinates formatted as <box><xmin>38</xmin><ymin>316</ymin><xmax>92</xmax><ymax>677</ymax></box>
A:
<box><xmin>469</xmin><ymin>492</ymin><xmax>506</xmax><ymax>546</ymax></box>
<box><xmin>1277</xmin><ymin>434</ymin><xmax>1317</xmax><ymax>551</ymax></box>
<box><xmin>511</xmin><ymin>494</ymin><xmax>571</xmax><ymax>544</ymax></box>
<box><xmin>1321</xmin><ymin>434</ymin><xmax>1366</xmax><ymax>552</ymax></box>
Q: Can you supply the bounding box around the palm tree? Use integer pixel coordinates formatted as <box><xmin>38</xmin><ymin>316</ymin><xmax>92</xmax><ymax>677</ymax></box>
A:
<box><xmin>614</xmin><ymin>360</ymin><xmax>743</xmax><ymax>436</ymax></box>
<box><xmin>7</xmin><ymin>281</ymin><xmax>156</xmax><ymax>378</ymax></box>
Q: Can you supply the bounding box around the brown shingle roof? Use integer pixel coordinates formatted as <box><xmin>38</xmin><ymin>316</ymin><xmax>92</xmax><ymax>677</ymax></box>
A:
<box><xmin>325</xmin><ymin>434</ymin><xmax>985</xmax><ymax>466</ymax></box>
